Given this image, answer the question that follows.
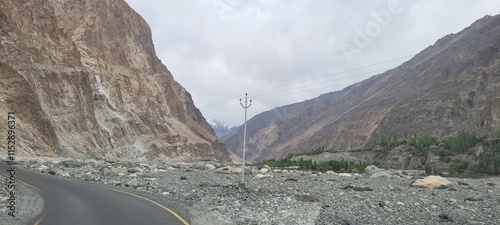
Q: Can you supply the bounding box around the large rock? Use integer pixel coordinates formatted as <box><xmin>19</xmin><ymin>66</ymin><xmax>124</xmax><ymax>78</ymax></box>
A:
<box><xmin>364</xmin><ymin>165</ymin><xmax>383</xmax><ymax>176</ymax></box>
<box><xmin>411</xmin><ymin>176</ymin><xmax>452</xmax><ymax>189</ymax></box>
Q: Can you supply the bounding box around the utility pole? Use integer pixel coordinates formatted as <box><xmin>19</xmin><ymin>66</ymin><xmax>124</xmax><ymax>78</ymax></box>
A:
<box><xmin>240</xmin><ymin>93</ymin><xmax>252</xmax><ymax>183</ymax></box>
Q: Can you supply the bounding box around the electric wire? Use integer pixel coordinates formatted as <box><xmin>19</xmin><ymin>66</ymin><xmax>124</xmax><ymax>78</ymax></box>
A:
<box><xmin>200</xmin><ymin>54</ymin><xmax>414</xmax><ymax>113</ymax></box>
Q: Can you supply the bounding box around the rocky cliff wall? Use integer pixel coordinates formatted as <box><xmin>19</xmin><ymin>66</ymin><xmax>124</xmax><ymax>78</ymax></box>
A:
<box><xmin>0</xmin><ymin>0</ymin><xmax>231</xmax><ymax>162</ymax></box>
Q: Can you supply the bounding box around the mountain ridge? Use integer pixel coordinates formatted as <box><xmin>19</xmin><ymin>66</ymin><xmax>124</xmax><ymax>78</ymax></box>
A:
<box><xmin>0</xmin><ymin>0</ymin><xmax>231</xmax><ymax>162</ymax></box>
<box><xmin>222</xmin><ymin>14</ymin><xmax>500</xmax><ymax>162</ymax></box>
<box><xmin>207</xmin><ymin>119</ymin><xmax>238</xmax><ymax>139</ymax></box>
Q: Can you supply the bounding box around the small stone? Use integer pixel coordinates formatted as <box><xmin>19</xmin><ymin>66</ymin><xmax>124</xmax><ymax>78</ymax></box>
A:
<box><xmin>445</xmin><ymin>198</ymin><xmax>458</xmax><ymax>204</ymax></box>
<box><xmin>396</xmin><ymin>201</ymin><xmax>405</xmax><ymax>206</ymax></box>
<box><xmin>457</xmin><ymin>181</ymin><xmax>469</xmax><ymax>186</ymax></box>
<box><xmin>451</xmin><ymin>209</ymin><xmax>472</xmax><ymax>220</ymax></box>
<box><xmin>439</xmin><ymin>212</ymin><xmax>454</xmax><ymax>222</ymax></box>
<box><xmin>342</xmin><ymin>184</ymin><xmax>373</xmax><ymax>192</ymax></box>
<box><xmin>125</xmin><ymin>179</ymin><xmax>140</xmax><ymax>187</ymax></box>
<box><xmin>464</xmin><ymin>196</ymin><xmax>483</xmax><ymax>202</ymax></box>
<box><xmin>205</xmin><ymin>164</ymin><xmax>216</xmax><ymax>170</ymax></box>
<box><xmin>180</xmin><ymin>176</ymin><xmax>187</xmax><ymax>180</ymax></box>
<box><xmin>285</xmin><ymin>177</ymin><xmax>298</xmax><ymax>182</ymax></box>
<box><xmin>294</xmin><ymin>194</ymin><xmax>319</xmax><ymax>202</ymax></box>
<box><xmin>430</xmin><ymin>205</ymin><xmax>438</xmax><ymax>209</ymax></box>
<box><xmin>486</xmin><ymin>182</ymin><xmax>496</xmax><ymax>186</ymax></box>
<box><xmin>254</xmin><ymin>174</ymin><xmax>271</xmax><ymax>179</ymax></box>
<box><xmin>38</xmin><ymin>164</ymin><xmax>49</xmax><ymax>172</ymax></box>
<box><xmin>413</xmin><ymin>202</ymin><xmax>421</xmax><ymax>206</ymax></box>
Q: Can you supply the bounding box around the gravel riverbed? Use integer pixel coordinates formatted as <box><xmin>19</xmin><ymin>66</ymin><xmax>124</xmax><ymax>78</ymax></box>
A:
<box><xmin>2</xmin><ymin>157</ymin><xmax>499</xmax><ymax>225</ymax></box>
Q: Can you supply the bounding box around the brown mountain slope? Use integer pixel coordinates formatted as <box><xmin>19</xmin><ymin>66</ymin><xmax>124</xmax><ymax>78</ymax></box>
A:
<box><xmin>0</xmin><ymin>0</ymin><xmax>231</xmax><ymax>162</ymax></box>
<box><xmin>223</xmin><ymin>14</ymin><xmax>500</xmax><ymax>163</ymax></box>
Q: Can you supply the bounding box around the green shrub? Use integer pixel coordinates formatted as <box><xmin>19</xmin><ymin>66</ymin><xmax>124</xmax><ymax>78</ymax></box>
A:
<box><xmin>443</xmin><ymin>130</ymin><xmax>478</xmax><ymax>152</ymax></box>
<box><xmin>449</xmin><ymin>160</ymin><xmax>469</xmax><ymax>174</ymax></box>
<box><xmin>424</xmin><ymin>164</ymin><xmax>432</xmax><ymax>175</ymax></box>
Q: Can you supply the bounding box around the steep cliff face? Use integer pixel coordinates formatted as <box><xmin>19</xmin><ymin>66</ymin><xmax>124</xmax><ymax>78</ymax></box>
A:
<box><xmin>0</xmin><ymin>0</ymin><xmax>231</xmax><ymax>162</ymax></box>
<box><xmin>223</xmin><ymin>15</ymin><xmax>500</xmax><ymax>162</ymax></box>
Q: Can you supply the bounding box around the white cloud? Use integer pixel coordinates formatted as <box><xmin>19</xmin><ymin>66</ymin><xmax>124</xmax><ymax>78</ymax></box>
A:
<box><xmin>125</xmin><ymin>0</ymin><xmax>500</xmax><ymax>126</ymax></box>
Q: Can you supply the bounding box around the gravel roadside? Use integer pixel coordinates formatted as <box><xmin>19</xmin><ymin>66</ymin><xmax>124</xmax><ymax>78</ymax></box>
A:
<box><xmin>8</xmin><ymin>158</ymin><xmax>500</xmax><ymax>224</ymax></box>
<box><xmin>0</xmin><ymin>173</ymin><xmax>44</xmax><ymax>225</ymax></box>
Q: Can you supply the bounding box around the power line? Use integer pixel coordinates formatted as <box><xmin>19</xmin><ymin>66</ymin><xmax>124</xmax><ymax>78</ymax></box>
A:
<box><xmin>203</xmin><ymin>65</ymin><xmax>396</xmax><ymax>115</ymax></box>
<box><xmin>200</xmin><ymin>54</ymin><xmax>414</xmax><ymax>111</ymax></box>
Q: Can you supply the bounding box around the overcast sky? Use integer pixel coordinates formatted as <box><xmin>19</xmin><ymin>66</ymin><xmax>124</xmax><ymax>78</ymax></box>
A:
<box><xmin>125</xmin><ymin>0</ymin><xmax>500</xmax><ymax>126</ymax></box>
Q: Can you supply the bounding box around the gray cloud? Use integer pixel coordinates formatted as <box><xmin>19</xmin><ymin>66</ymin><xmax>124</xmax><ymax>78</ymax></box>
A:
<box><xmin>125</xmin><ymin>0</ymin><xmax>500</xmax><ymax>126</ymax></box>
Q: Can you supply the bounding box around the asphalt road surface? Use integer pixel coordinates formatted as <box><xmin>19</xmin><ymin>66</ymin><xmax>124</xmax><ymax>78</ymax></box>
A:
<box><xmin>1</xmin><ymin>161</ymin><xmax>190</xmax><ymax>225</ymax></box>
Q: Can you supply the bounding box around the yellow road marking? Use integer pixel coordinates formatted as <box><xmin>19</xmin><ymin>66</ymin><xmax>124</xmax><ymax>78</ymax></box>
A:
<box><xmin>1</xmin><ymin>171</ymin><xmax>42</xmax><ymax>193</ymax></box>
<box><xmin>33</xmin><ymin>214</ymin><xmax>45</xmax><ymax>225</ymax></box>
<box><xmin>1</xmin><ymin>171</ymin><xmax>46</xmax><ymax>225</ymax></box>
<box><xmin>98</xmin><ymin>185</ymin><xmax>190</xmax><ymax>225</ymax></box>
<box><xmin>18</xmin><ymin>178</ymin><xmax>43</xmax><ymax>193</ymax></box>
<box><xmin>2</xmin><ymin>169</ymin><xmax>190</xmax><ymax>225</ymax></box>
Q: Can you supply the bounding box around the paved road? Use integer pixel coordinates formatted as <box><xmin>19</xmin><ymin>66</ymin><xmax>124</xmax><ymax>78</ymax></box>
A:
<box><xmin>1</xmin><ymin>162</ymin><xmax>189</xmax><ymax>225</ymax></box>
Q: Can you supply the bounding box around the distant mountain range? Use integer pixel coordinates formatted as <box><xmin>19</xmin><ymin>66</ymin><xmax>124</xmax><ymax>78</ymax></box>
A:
<box><xmin>207</xmin><ymin>119</ymin><xmax>238</xmax><ymax>138</ymax></box>
<box><xmin>222</xmin><ymin>14</ymin><xmax>500</xmax><ymax>163</ymax></box>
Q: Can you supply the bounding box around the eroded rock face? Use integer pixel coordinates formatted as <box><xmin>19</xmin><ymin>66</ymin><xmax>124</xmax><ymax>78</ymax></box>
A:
<box><xmin>0</xmin><ymin>0</ymin><xmax>230</xmax><ymax>162</ymax></box>
<box><xmin>223</xmin><ymin>15</ymin><xmax>500</xmax><ymax>162</ymax></box>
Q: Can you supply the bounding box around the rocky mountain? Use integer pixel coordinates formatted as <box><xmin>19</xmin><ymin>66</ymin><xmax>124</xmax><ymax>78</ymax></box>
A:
<box><xmin>207</xmin><ymin>119</ymin><xmax>237</xmax><ymax>138</ymax></box>
<box><xmin>0</xmin><ymin>0</ymin><xmax>231</xmax><ymax>162</ymax></box>
<box><xmin>223</xmin><ymin>14</ymin><xmax>500</xmax><ymax>163</ymax></box>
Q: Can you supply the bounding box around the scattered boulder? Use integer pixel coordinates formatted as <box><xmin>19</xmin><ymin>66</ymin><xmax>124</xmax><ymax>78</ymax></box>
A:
<box><xmin>127</xmin><ymin>167</ymin><xmax>139</xmax><ymax>173</ymax></box>
<box><xmin>450</xmin><ymin>209</ymin><xmax>472</xmax><ymax>220</ymax></box>
<box><xmin>411</xmin><ymin>176</ymin><xmax>452</xmax><ymax>189</ymax></box>
<box><xmin>251</xmin><ymin>167</ymin><xmax>260</xmax><ymax>175</ymax></box>
<box><xmin>205</xmin><ymin>164</ymin><xmax>216</xmax><ymax>170</ymax></box>
<box><xmin>364</xmin><ymin>165</ymin><xmax>383</xmax><ymax>176</ymax></box>
<box><xmin>445</xmin><ymin>198</ymin><xmax>458</xmax><ymax>204</ymax></box>
<box><xmin>341</xmin><ymin>185</ymin><xmax>373</xmax><ymax>192</ymax></box>
<box><xmin>370</xmin><ymin>171</ymin><xmax>393</xmax><ymax>179</ymax></box>
<box><xmin>464</xmin><ymin>195</ymin><xmax>483</xmax><ymax>202</ymax></box>
<box><xmin>439</xmin><ymin>212</ymin><xmax>454</xmax><ymax>222</ymax></box>
<box><xmin>61</xmin><ymin>159</ymin><xmax>79</xmax><ymax>168</ymax></box>
<box><xmin>294</xmin><ymin>194</ymin><xmax>319</xmax><ymax>202</ymax></box>
<box><xmin>230</xmin><ymin>167</ymin><xmax>242</xmax><ymax>174</ymax></box>
<box><xmin>254</xmin><ymin>174</ymin><xmax>272</xmax><ymax>179</ymax></box>
<box><xmin>38</xmin><ymin>165</ymin><xmax>49</xmax><ymax>173</ymax></box>
<box><xmin>125</xmin><ymin>179</ymin><xmax>140</xmax><ymax>187</ymax></box>
<box><xmin>262</xmin><ymin>164</ymin><xmax>271</xmax><ymax>171</ymax></box>
<box><xmin>273</xmin><ymin>169</ymin><xmax>283</xmax><ymax>173</ymax></box>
